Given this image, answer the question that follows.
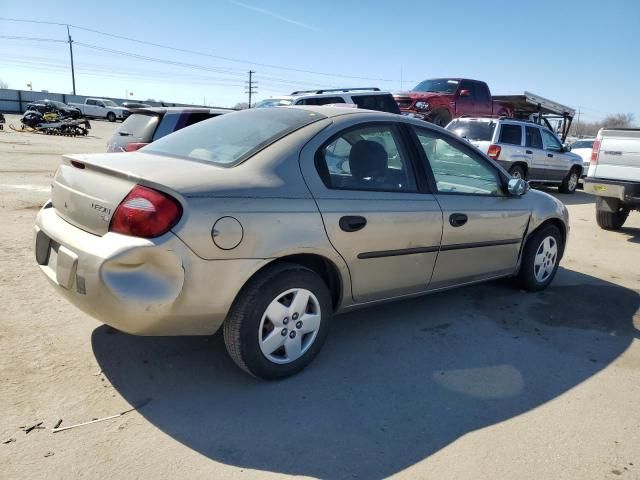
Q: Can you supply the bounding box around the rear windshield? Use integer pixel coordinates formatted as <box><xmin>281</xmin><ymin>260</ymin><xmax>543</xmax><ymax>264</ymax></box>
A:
<box><xmin>351</xmin><ymin>94</ymin><xmax>401</xmax><ymax>114</ymax></box>
<box><xmin>143</xmin><ymin>108</ymin><xmax>326</xmax><ymax>167</ymax></box>
<box><xmin>446</xmin><ymin>119</ymin><xmax>497</xmax><ymax>141</ymax></box>
<box><xmin>116</xmin><ymin>113</ymin><xmax>159</xmax><ymax>142</ymax></box>
<box><xmin>255</xmin><ymin>98</ymin><xmax>294</xmax><ymax>107</ymax></box>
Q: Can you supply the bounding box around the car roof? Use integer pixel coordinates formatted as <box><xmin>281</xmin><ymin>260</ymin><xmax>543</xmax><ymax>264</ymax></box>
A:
<box><xmin>454</xmin><ymin>116</ymin><xmax>546</xmax><ymax>127</ymax></box>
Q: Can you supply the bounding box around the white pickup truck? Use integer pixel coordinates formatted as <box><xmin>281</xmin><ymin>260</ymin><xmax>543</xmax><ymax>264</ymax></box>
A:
<box><xmin>584</xmin><ymin>128</ymin><xmax>640</xmax><ymax>230</ymax></box>
<box><xmin>69</xmin><ymin>98</ymin><xmax>129</xmax><ymax>122</ymax></box>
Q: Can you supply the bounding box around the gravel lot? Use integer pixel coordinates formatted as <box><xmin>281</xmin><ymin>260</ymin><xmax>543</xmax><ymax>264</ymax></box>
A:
<box><xmin>1</xmin><ymin>113</ymin><xmax>638</xmax><ymax>480</ymax></box>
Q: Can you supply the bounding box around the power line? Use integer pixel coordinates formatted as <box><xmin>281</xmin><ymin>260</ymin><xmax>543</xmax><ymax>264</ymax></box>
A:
<box><xmin>0</xmin><ymin>16</ymin><xmax>400</xmax><ymax>83</ymax></box>
<box><xmin>0</xmin><ymin>35</ymin><xmax>66</xmax><ymax>43</ymax></box>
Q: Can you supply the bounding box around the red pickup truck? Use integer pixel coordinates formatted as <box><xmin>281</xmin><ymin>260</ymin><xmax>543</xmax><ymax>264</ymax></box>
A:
<box><xmin>394</xmin><ymin>78</ymin><xmax>512</xmax><ymax>127</ymax></box>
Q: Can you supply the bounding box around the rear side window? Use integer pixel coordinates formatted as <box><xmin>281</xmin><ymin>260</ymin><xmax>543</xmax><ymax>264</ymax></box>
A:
<box><xmin>446</xmin><ymin>119</ymin><xmax>496</xmax><ymax>141</ymax></box>
<box><xmin>499</xmin><ymin>124</ymin><xmax>522</xmax><ymax>145</ymax></box>
<box><xmin>525</xmin><ymin>126</ymin><xmax>543</xmax><ymax>149</ymax></box>
<box><xmin>296</xmin><ymin>97</ymin><xmax>345</xmax><ymax>106</ymax></box>
<box><xmin>351</xmin><ymin>94</ymin><xmax>401</xmax><ymax>114</ymax></box>
<box><xmin>152</xmin><ymin>112</ymin><xmax>220</xmax><ymax>141</ymax></box>
<box><xmin>144</xmin><ymin>108</ymin><xmax>326</xmax><ymax>167</ymax></box>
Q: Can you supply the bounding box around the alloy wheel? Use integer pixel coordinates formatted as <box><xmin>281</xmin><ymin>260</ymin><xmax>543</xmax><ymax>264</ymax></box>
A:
<box><xmin>534</xmin><ymin>236</ymin><xmax>558</xmax><ymax>283</ymax></box>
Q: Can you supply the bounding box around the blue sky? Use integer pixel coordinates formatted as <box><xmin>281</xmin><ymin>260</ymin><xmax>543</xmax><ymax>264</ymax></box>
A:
<box><xmin>0</xmin><ymin>0</ymin><xmax>638</xmax><ymax>122</ymax></box>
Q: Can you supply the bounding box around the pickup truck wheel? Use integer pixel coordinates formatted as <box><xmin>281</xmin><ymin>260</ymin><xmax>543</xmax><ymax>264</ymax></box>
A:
<box><xmin>430</xmin><ymin>110</ymin><xmax>451</xmax><ymax>127</ymax></box>
<box><xmin>596</xmin><ymin>206</ymin><xmax>629</xmax><ymax>230</ymax></box>
<box><xmin>515</xmin><ymin>224</ymin><xmax>562</xmax><ymax>292</ymax></box>
<box><xmin>509</xmin><ymin>165</ymin><xmax>527</xmax><ymax>180</ymax></box>
<box><xmin>106</xmin><ymin>112</ymin><xmax>116</xmax><ymax>122</ymax></box>
<box><xmin>558</xmin><ymin>168</ymin><xmax>579</xmax><ymax>193</ymax></box>
<box><xmin>223</xmin><ymin>263</ymin><xmax>332</xmax><ymax>380</ymax></box>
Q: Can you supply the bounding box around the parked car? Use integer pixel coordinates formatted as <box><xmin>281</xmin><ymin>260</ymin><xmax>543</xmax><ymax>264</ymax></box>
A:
<box><xmin>569</xmin><ymin>138</ymin><xmax>595</xmax><ymax>177</ymax></box>
<box><xmin>107</xmin><ymin>107</ymin><xmax>231</xmax><ymax>152</ymax></box>
<box><xmin>121</xmin><ymin>101</ymin><xmax>151</xmax><ymax>109</ymax></box>
<box><xmin>393</xmin><ymin>78</ymin><xmax>512</xmax><ymax>126</ymax></box>
<box><xmin>255</xmin><ymin>87</ymin><xmax>401</xmax><ymax>114</ymax></box>
<box><xmin>584</xmin><ymin>128</ymin><xmax>640</xmax><ymax>230</ymax></box>
<box><xmin>69</xmin><ymin>98</ymin><xmax>129</xmax><ymax>122</ymax></box>
<box><xmin>447</xmin><ymin>117</ymin><xmax>584</xmax><ymax>193</ymax></box>
<box><xmin>25</xmin><ymin>99</ymin><xmax>83</xmax><ymax>119</ymax></box>
<box><xmin>35</xmin><ymin>106</ymin><xmax>569</xmax><ymax>379</ymax></box>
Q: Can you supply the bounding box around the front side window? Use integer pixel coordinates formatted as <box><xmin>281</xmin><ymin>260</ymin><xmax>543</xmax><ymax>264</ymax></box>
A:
<box><xmin>144</xmin><ymin>108</ymin><xmax>325</xmax><ymax>167</ymax></box>
<box><xmin>415</xmin><ymin>129</ymin><xmax>502</xmax><ymax>196</ymax></box>
<box><xmin>525</xmin><ymin>126</ymin><xmax>543</xmax><ymax>149</ymax></box>
<box><xmin>499</xmin><ymin>124</ymin><xmax>522</xmax><ymax>145</ymax></box>
<box><xmin>541</xmin><ymin>129</ymin><xmax>562</xmax><ymax>151</ymax></box>
<box><xmin>316</xmin><ymin>124</ymin><xmax>417</xmax><ymax>192</ymax></box>
<box><xmin>103</xmin><ymin>100</ymin><xmax>118</xmax><ymax>107</ymax></box>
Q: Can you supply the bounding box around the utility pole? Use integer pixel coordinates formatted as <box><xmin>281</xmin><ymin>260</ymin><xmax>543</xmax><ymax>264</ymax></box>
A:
<box><xmin>66</xmin><ymin>25</ymin><xmax>76</xmax><ymax>95</ymax></box>
<box><xmin>245</xmin><ymin>70</ymin><xmax>257</xmax><ymax>108</ymax></box>
<box><xmin>575</xmin><ymin>107</ymin><xmax>582</xmax><ymax>137</ymax></box>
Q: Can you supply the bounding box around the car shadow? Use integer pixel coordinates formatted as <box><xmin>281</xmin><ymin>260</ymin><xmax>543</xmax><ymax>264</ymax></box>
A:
<box><xmin>92</xmin><ymin>268</ymin><xmax>638</xmax><ymax>479</ymax></box>
<box><xmin>539</xmin><ymin>187</ymin><xmax>594</xmax><ymax>206</ymax></box>
<box><xmin>619</xmin><ymin>226</ymin><xmax>640</xmax><ymax>244</ymax></box>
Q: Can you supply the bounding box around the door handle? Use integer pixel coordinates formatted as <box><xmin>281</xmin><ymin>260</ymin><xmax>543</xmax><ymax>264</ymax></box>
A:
<box><xmin>449</xmin><ymin>213</ymin><xmax>468</xmax><ymax>227</ymax></box>
<box><xmin>339</xmin><ymin>216</ymin><xmax>367</xmax><ymax>232</ymax></box>
<box><xmin>547</xmin><ymin>153</ymin><xmax>554</xmax><ymax>158</ymax></box>
<box><xmin>525</xmin><ymin>149</ymin><xmax>533</xmax><ymax>154</ymax></box>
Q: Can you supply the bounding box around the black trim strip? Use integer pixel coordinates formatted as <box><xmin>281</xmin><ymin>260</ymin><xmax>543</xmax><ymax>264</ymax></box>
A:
<box><xmin>357</xmin><ymin>246</ymin><xmax>439</xmax><ymax>259</ymax></box>
<box><xmin>357</xmin><ymin>239</ymin><xmax>521</xmax><ymax>259</ymax></box>
<box><xmin>439</xmin><ymin>238</ymin><xmax>521</xmax><ymax>252</ymax></box>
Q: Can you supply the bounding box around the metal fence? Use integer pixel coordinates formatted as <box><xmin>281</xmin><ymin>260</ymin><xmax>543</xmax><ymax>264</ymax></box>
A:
<box><xmin>0</xmin><ymin>88</ymin><xmax>213</xmax><ymax>113</ymax></box>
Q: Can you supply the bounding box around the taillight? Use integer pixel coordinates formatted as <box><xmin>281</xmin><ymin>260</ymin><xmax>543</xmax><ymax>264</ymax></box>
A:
<box><xmin>487</xmin><ymin>144</ymin><xmax>501</xmax><ymax>160</ymax></box>
<box><xmin>109</xmin><ymin>185</ymin><xmax>182</xmax><ymax>238</ymax></box>
<box><xmin>124</xmin><ymin>142</ymin><xmax>149</xmax><ymax>152</ymax></box>
<box><xmin>591</xmin><ymin>138</ymin><xmax>601</xmax><ymax>164</ymax></box>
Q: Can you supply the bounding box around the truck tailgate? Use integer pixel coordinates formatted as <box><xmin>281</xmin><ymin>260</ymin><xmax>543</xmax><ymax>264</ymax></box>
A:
<box><xmin>590</xmin><ymin>130</ymin><xmax>640</xmax><ymax>182</ymax></box>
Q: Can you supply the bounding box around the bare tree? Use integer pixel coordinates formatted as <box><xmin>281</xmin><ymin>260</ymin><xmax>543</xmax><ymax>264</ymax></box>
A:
<box><xmin>571</xmin><ymin>113</ymin><xmax>636</xmax><ymax>137</ymax></box>
<box><xmin>233</xmin><ymin>102</ymin><xmax>249</xmax><ymax>110</ymax></box>
<box><xmin>0</xmin><ymin>79</ymin><xmax>8</xmax><ymax>89</ymax></box>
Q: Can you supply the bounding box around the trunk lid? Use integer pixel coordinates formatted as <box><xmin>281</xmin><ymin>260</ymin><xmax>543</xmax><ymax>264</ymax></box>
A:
<box><xmin>591</xmin><ymin>129</ymin><xmax>640</xmax><ymax>182</ymax></box>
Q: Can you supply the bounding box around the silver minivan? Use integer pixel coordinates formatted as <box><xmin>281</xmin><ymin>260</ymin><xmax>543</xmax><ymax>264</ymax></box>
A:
<box><xmin>447</xmin><ymin>117</ymin><xmax>584</xmax><ymax>193</ymax></box>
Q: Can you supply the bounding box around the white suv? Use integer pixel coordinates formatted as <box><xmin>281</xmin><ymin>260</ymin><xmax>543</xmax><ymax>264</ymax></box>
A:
<box><xmin>447</xmin><ymin>117</ymin><xmax>584</xmax><ymax>193</ymax></box>
<box><xmin>255</xmin><ymin>88</ymin><xmax>401</xmax><ymax>114</ymax></box>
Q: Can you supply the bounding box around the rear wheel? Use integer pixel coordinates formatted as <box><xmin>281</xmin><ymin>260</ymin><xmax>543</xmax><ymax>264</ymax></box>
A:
<box><xmin>430</xmin><ymin>109</ymin><xmax>451</xmax><ymax>127</ymax></box>
<box><xmin>515</xmin><ymin>224</ymin><xmax>562</xmax><ymax>292</ymax></box>
<box><xmin>106</xmin><ymin>112</ymin><xmax>116</xmax><ymax>122</ymax></box>
<box><xmin>223</xmin><ymin>263</ymin><xmax>332</xmax><ymax>379</ymax></box>
<box><xmin>509</xmin><ymin>165</ymin><xmax>527</xmax><ymax>180</ymax></box>
<box><xmin>558</xmin><ymin>168</ymin><xmax>579</xmax><ymax>193</ymax></box>
<box><xmin>596</xmin><ymin>206</ymin><xmax>629</xmax><ymax>230</ymax></box>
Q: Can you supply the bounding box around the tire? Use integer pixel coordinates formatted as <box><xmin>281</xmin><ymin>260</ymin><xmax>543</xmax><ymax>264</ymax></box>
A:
<box><xmin>509</xmin><ymin>165</ymin><xmax>527</xmax><ymax>180</ymax></box>
<box><xmin>515</xmin><ymin>224</ymin><xmax>563</xmax><ymax>292</ymax></box>
<box><xmin>558</xmin><ymin>167</ymin><xmax>579</xmax><ymax>194</ymax></box>
<box><xmin>106</xmin><ymin>112</ymin><xmax>116</xmax><ymax>122</ymax></box>
<box><xmin>430</xmin><ymin>109</ymin><xmax>452</xmax><ymax>127</ymax></box>
<box><xmin>596</xmin><ymin>206</ymin><xmax>629</xmax><ymax>230</ymax></box>
<box><xmin>223</xmin><ymin>263</ymin><xmax>333</xmax><ymax>380</ymax></box>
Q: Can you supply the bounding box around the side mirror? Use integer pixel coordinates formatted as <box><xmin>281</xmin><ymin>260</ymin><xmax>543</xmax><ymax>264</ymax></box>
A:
<box><xmin>459</xmin><ymin>89</ymin><xmax>470</xmax><ymax>97</ymax></box>
<box><xmin>563</xmin><ymin>144</ymin><xmax>572</xmax><ymax>152</ymax></box>
<box><xmin>507</xmin><ymin>178</ymin><xmax>529</xmax><ymax>196</ymax></box>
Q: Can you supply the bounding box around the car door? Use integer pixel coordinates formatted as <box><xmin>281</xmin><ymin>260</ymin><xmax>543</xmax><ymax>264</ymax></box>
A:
<box><xmin>85</xmin><ymin>99</ymin><xmax>97</xmax><ymax>116</ymax></box>
<box><xmin>524</xmin><ymin>126</ymin><xmax>546</xmax><ymax>180</ymax></box>
<box><xmin>300</xmin><ymin>121</ymin><xmax>443</xmax><ymax>303</ymax></box>
<box><xmin>472</xmin><ymin>81</ymin><xmax>493</xmax><ymax>116</ymax></box>
<box><xmin>541</xmin><ymin>128</ymin><xmax>568</xmax><ymax>181</ymax></box>
<box><xmin>455</xmin><ymin>80</ymin><xmax>476</xmax><ymax>115</ymax></box>
<box><xmin>411</xmin><ymin>126</ymin><xmax>531</xmax><ymax>288</ymax></box>
<box><xmin>95</xmin><ymin>100</ymin><xmax>107</xmax><ymax>117</ymax></box>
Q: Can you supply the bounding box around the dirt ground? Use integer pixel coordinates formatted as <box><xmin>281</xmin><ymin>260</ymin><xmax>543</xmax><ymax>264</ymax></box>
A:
<box><xmin>1</xmin><ymin>114</ymin><xmax>639</xmax><ymax>480</ymax></box>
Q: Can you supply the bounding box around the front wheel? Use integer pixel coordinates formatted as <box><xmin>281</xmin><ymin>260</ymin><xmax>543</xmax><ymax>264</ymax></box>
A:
<box><xmin>515</xmin><ymin>224</ymin><xmax>563</xmax><ymax>292</ymax></box>
<box><xmin>558</xmin><ymin>168</ymin><xmax>579</xmax><ymax>193</ymax></box>
<box><xmin>223</xmin><ymin>263</ymin><xmax>332</xmax><ymax>379</ymax></box>
<box><xmin>106</xmin><ymin>112</ymin><xmax>116</xmax><ymax>122</ymax></box>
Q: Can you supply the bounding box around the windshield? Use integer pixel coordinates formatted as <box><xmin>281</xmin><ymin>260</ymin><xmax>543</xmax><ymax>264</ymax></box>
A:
<box><xmin>255</xmin><ymin>98</ymin><xmax>294</xmax><ymax>108</ymax></box>
<box><xmin>102</xmin><ymin>100</ymin><xmax>118</xmax><ymax>107</ymax></box>
<box><xmin>446</xmin><ymin>119</ymin><xmax>497</xmax><ymax>141</ymax></box>
<box><xmin>412</xmin><ymin>79</ymin><xmax>459</xmax><ymax>94</ymax></box>
<box><xmin>143</xmin><ymin>107</ymin><xmax>326</xmax><ymax>167</ymax></box>
<box><xmin>570</xmin><ymin>140</ymin><xmax>594</xmax><ymax>149</ymax></box>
